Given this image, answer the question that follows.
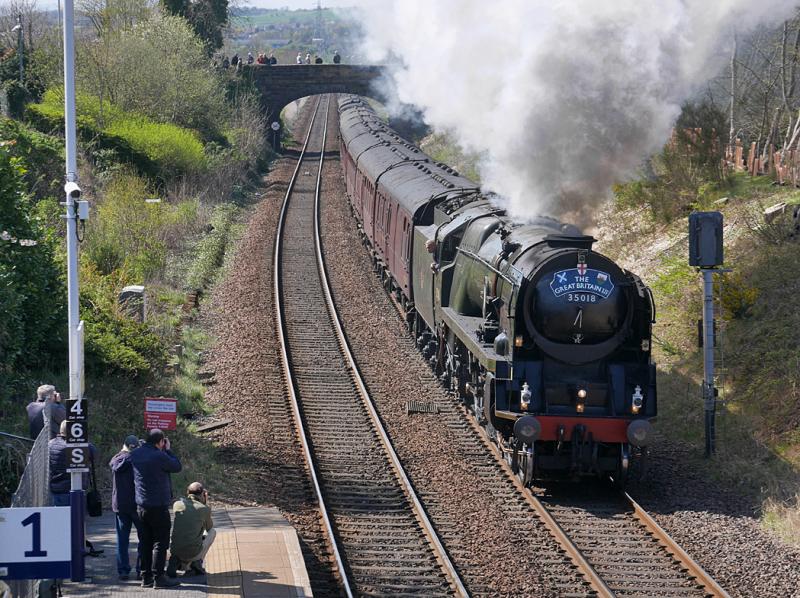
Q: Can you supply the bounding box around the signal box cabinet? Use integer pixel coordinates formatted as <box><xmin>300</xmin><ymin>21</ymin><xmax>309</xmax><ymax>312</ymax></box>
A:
<box><xmin>689</xmin><ymin>212</ymin><xmax>723</xmax><ymax>267</ymax></box>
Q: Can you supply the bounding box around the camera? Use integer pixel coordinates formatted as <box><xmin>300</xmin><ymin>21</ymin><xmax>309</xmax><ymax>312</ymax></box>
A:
<box><xmin>64</xmin><ymin>181</ymin><xmax>81</xmax><ymax>199</ymax></box>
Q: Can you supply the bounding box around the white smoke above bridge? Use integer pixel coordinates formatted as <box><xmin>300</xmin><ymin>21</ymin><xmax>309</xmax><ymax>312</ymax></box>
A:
<box><xmin>354</xmin><ymin>0</ymin><xmax>796</xmax><ymax>224</ymax></box>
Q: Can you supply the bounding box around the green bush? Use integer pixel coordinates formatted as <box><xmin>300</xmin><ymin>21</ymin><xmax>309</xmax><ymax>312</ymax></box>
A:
<box><xmin>84</xmin><ymin>173</ymin><xmax>200</xmax><ymax>281</ymax></box>
<box><xmin>186</xmin><ymin>204</ymin><xmax>239</xmax><ymax>289</ymax></box>
<box><xmin>79</xmin><ymin>263</ymin><xmax>169</xmax><ymax>377</ymax></box>
<box><xmin>0</xmin><ymin>117</ymin><xmax>63</xmax><ymax>201</ymax></box>
<box><xmin>0</xmin><ymin>139</ymin><xmax>65</xmax><ymax>386</ymax></box>
<box><xmin>26</xmin><ymin>89</ymin><xmax>206</xmax><ymax>180</ymax></box>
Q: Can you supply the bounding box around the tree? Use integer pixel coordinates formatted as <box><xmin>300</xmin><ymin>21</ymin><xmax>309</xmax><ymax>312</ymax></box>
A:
<box><xmin>160</xmin><ymin>0</ymin><xmax>228</xmax><ymax>54</ymax></box>
<box><xmin>76</xmin><ymin>12</ymin><xmax>226</xmax><ymax>135</ymax></box>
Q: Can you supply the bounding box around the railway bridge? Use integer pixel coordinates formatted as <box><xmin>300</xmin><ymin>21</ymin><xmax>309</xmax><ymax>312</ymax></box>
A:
<box><xmin>243</xmin><ymin>64</ymin><xmax>388</xmax><ymax>147</ymax></box>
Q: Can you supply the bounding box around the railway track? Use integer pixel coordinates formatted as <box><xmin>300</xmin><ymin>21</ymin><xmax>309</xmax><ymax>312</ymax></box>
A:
<box><xmin>273</xmin><ymin>94</ymin><xmax>468</xmax><ymax>597</ymax></box>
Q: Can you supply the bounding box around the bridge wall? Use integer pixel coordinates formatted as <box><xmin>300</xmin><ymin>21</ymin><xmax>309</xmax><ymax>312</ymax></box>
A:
<box><xmin>243</xmin><ymin>64</ymin><xmax>388</xmax><ymax>137</ymax></box>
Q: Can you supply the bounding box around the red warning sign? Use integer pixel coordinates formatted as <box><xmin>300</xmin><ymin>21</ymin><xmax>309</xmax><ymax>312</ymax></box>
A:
<box><xmin>144</xmin><ymin>397</ymin><xmax>178</xmax><ymax>431</ymax></box>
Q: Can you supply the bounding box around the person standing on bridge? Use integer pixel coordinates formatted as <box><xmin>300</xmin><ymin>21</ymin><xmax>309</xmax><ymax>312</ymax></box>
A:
<box><xmin>304</xmin><ymin>52</ymin><xmax>311</xmax><ymax>64</ymax></box>
<box><xmin>315</xmin><ymin>55</ymin><xmax>323</xmax><ymax>64</ymax></box>
<box><xmin>296</xmin><ymin>52</ymin><xmax>303</xmax><ymax>64</ymax></box>
<box><xmin>269</xmin><ymin>52</ymin><xmax>277</xmax><ymax>65</ymax></box>
<box><xmin>247</xmin><ymin>52</ymin><xmax>254</xmax><ymax>65</ymax></box>
<box><xmin>333</xmin><ymin>50</ymin><xmax>341</xmax><ymax>64</ymax></box>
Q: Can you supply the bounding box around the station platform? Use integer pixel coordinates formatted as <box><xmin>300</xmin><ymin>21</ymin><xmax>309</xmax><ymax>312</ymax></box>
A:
<box><xmin>60</xmin><ymin>507</ymin><xmax>312</xmax><ymax>598</ymax></box>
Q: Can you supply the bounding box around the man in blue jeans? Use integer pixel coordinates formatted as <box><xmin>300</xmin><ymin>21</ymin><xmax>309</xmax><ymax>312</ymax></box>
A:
<box><xmin>110</xmin><ymin>434</ymin><xmax>143</xmax><ymax>581</ymax></box>
<box><xmin>129</xmin><ymin>429</ymin><xmax>182</xmax><ymax>588</ymax></box>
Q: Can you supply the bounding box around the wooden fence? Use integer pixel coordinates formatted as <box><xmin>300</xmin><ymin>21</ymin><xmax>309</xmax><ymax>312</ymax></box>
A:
<box><xmin>725</xmin><ymin>138</ymin><xmax>800</xmax><ymax>185</ymax></box>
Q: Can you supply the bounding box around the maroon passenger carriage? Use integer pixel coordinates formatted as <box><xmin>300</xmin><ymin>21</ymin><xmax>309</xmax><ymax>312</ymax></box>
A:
<box><xmin>337</xmin><ymin>95</ymin><xmax>656</xmax><ymax>486</ymax></box>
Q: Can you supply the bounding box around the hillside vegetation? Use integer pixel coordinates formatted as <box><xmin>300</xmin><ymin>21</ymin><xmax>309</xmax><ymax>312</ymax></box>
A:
<box><xmin>0</xmin><ymin>3</ymin><xmax>267</xmax><ymax>505</ymax></box>
<box><xmin>602</xmin><ymin>166</ymin><xmax>800</xmax><ymax>546</ymax></box>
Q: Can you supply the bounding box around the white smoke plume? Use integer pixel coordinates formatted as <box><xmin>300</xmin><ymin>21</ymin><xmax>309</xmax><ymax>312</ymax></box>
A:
<box><xmin>355</xmin><ymin>0</ymin><xmax>797</xmax><ymax>223</ymax></box>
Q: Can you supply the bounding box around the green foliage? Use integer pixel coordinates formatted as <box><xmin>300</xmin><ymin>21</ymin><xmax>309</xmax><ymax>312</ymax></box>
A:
<box><xmin>614</xmin><ymin>100</ymin><xmax>731</xmax><ymax>223</ymax></box>
<box><xmin>2</xmin><ymin>81</ymin><xmax>33</xmax><ymax>119</ymax></box>
<box><xmin>79</xmin><ymin>13</ymin><xmax>227</xmax><ymax>137</ymax></box>
<box><xmin>162</xmin><ymin>0</ymin><xmax>229</xmax><ymax>53</ymax></box>
<box><xmin>79</xmin><ymin>263</ymin><xmax>169</xmax><ymax>377</ymax></box>
<box><xmin>186</xmin><ymin>204</ymin><xmax>239</xmax><ymax>289</ymax></box>
<box><xmin>718</xmin><ymin>271</ymin><xmax>759</xmax><ymax>320</ymax></box>
<box><xmin>27</xmin><ymin>89</ymin><xmax>206</xmax><ymax>180</ymax></box>
<box><xmin>0</xmin><ymin>117</ymin><xmax>63</xmax><ymax>201</ymax></box>
<box><xmin>84</xmin><ymin>172</ymin><xmax>200</xmax><ymax>281</ymax></box>
<box><xmin>0</xmin><ymin>140</ymin><xmax>65</xmax><ymax>384</ymax></box>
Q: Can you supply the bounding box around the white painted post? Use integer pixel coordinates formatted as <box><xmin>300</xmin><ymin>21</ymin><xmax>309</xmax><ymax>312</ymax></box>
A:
<box><xmin>61</xmin><ymin>0</ymin><xmax>86</xmax><ymax>580</ymax></box>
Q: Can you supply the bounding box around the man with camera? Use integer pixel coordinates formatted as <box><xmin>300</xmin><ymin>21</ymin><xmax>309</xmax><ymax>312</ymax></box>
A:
<box><xmin>167</xmin><ymin>482</ymin><xmax>216</xmax><ymax>579</ymax></box>
<box><xmin>129</xmin><ymin>429</ymin><xmax>182</xmax><ymax>588</ymax></box>
<box><xmin>27</xmin><ymin>384</ymin><xmax>66</xmax><ymax>439</ymax></box>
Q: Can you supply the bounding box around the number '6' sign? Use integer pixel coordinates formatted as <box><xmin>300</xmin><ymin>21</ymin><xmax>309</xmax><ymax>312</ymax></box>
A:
<box><xmin>66</xmin><ymin>422</ymin><xmax>87</xmax><ymax>444</ymax></box>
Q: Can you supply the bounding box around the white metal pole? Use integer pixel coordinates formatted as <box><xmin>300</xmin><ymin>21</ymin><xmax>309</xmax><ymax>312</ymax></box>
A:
<box><xmin>17</xmin><ymin>15</ymin><xmax>23</xmax><ymax>83</ymax></box>
<box><xmin>62</xmin><ymin>0</ymin><xmax>82</xmax><ymax>486</ymax></box>
<box><xmin>702</xmin><ymin>269</ymin><xmax>716</xmax><ymax>456</ymax></box>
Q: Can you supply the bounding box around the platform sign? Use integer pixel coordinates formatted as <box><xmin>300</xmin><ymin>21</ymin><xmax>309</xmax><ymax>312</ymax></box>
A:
<box><xmin>65</xmin><ymin>444</ymin><xmax>90</xmax><ymax>473</ymax></box>
<box><xmin>0</xmin><ymin>507</ymin><xmax>71</xmax><ymax>579</ymax></box>
<box><xmin>65</xmin><ymin>397</ymin><xmax>87</xmax><ymax>422</ymax></box>
<box><xmin>144</xmin><ymin>397</ymin><xmax>178</xmax><ymax>431</ymax></box>
<box><xmin>66</xmin><ymin>421</ymin><xmax>87</xmax><ymax>444</ymax></box>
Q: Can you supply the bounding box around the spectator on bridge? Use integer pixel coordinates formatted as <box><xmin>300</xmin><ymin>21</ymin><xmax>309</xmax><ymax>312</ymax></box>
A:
<box><xmin>304</xmin><ymin>52</ymin><xmax>311</xmax><ymax>64</ymax></box>
<box><xmin>110</xmin><ymin>434</ymin><xmax>143</xmax><ymax>581</ymax></box>
<box><xmin>246</xmin><ymin>52</ymin><xmax>254</xmax><ymax>65</ymax></box>
<box><xmin>27</xmin><ymin>384</ymin><xmax>65</xmax><ymax>439</ymax></box>
<box><xmin>296</xmin><ymin>52</ymin><xmax>303</xmax><ymax>64</ymax></box>
<box><xmin>222</xmin><ymin>56</ymin><xmax>229</xmax><ymax>69</ymax></box>
<box><xmin>315</xmin><ymin>55</ymin><xmax>323</xmax><ymax>64</ymax></box>
<box><xmin>333</xmin><ymin>50</ymin><xmax>341</xmax><ymax>64</ymax></box>
<box><xmin>130</xmin><ymin>429</ymin><xmax>182</xmax><ymax>588</ymax></box>
<box><xmin>269</xmin><ymin>52</ymin><xmax>277</xmax><ymax>65</ymax></box>
<box><xmin>166</xmin><ymin>482</ymin><xmax>216</xmax><ymax>579</ymax></box>
<box><xmin>256</xmin><ymin>53</ymin><xmax>266</xmax><ymax>65</ymax></box>
<box><xmin>231</xmin><ymin>53</ymin><xmax>239</xmax><ymax>67</ymax></box>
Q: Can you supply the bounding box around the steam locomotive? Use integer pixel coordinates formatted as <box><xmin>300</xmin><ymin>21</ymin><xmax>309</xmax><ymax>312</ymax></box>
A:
<box><xmin>338</xmin><ymin>95</ymin><xmax>656</xmax><ymax>485</ymax></box>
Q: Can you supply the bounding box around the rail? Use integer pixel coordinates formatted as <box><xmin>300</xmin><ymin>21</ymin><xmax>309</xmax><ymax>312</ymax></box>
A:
<box><xmin>274</xmin><ymin>94</ymin><xmax>468</xmax><ymax>597</ymax></box>
<box><xmin>272</xmin><ymin>95</ymin><xmax>352</xmax><ymax>597</ymax></box>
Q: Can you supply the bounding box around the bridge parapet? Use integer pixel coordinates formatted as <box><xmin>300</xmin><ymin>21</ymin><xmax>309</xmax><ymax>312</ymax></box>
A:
<box><xmin>243</xmin><ymin>64</ymin><xmax>388</xmax><ymax>142</ymax></box>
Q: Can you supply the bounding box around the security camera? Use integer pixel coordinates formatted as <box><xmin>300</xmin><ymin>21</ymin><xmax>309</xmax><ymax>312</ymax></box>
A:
<box><xmin>64</xmin><ymin>182</ymin><xmax>81</xmax><ymax>198</ymax></box>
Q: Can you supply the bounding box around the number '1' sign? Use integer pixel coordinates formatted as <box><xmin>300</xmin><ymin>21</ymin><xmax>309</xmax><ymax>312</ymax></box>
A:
<box><xmin>0</xmin><ymin>507</ymin><xmax>71</xmax><ymax>580</ymax></box>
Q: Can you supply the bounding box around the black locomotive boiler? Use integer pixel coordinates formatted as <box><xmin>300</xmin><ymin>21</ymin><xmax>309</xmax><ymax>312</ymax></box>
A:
<box><xmin>338</xmin><ymin>95</ymin><xmax>656</xmax><ymax>485</ymax></box>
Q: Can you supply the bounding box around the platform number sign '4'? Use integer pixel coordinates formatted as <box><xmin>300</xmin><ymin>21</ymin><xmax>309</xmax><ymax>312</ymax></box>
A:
<box><xmin>66</xmin><ymin>397</ymin><xmax>87</xmax><ymax>422</ymax></box>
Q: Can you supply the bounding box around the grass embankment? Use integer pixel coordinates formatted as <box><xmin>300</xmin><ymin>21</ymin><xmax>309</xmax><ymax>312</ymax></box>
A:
<box><xmin>0</xmin><ymin>90</ymin><xmax>258</xmax><ymax>506</ymax></box>
<box><xmin>601</xmin><ymin>172</ymin><xmax>800</xmax><ymax>545</ymax></box>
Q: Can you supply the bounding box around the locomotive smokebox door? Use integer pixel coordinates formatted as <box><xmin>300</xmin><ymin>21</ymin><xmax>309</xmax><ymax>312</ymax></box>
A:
<box><xmin>688</xmin><ymin>212</ymin><xmax>723</xmax><ymax>267</ymax></box>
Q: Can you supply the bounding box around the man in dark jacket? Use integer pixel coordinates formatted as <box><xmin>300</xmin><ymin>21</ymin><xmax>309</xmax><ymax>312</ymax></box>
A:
<box><xmin>27</xmin><ymin>384</ymin><xmax>66</xmax><ymax>439</ymax></box>
<box><xmin>49</xmin><ymin>420</ymin><xmax>95</xmax><ymax>506</ymax></box>
<box><xmin>129</xmin><ymin>429</ymin><xmax>182</xmax><ymax>588</ymax></box>
<box><xmin>110</xmin><ymin>435</ymin><xmax>143</xmax><ymax>581</ymax></box>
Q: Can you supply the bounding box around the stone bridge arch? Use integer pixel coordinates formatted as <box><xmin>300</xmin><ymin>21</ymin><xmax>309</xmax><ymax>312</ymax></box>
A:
<box><xmin>242</xmin><ymin>64</ymin><xmax>388</xmax><ymax>148</ymax></box>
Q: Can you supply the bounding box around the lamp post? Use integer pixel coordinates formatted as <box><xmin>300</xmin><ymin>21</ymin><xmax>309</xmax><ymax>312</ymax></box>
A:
<box><xmin>11</xmin><ymin>15</ymin><xmax>23</xmax><ymax>83</ymax></box>
<box><xmin>61</xmin><ymin>0</ymin><xmax>88</xmax><ymax>582</ymax></box>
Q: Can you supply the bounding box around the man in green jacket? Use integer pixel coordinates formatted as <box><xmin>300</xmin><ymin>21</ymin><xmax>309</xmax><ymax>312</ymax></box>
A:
<box><xmin>166</xmin><ymin>482</ymin><xmax>216</xmax><ymax>578</ymax></box>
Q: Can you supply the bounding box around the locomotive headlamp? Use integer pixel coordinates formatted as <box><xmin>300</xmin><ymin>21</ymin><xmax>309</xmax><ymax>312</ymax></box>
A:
<box><xmin>576</xmin><ymin>387</ymin><xmax>587</xmax><ymax>414</ymax></box>
<box><xmin>520</xmin><ymin>382</ymin><xmax>532</xmax><ymax>410</ymax></box>
<box><xmin>641</xmin><ymin>340</ymin><xmax>650</xmax><ymax>351</ymax></box>
<box><xmin>631</xmin><ymin>385</ymin><xmax>644</xmax><ymax>414</ymax></box>
<box><xmin>515</xmin><ymin>335</ymin><xmax>523</xmax><ymax>348</ymax></box>
<box><xmin>513</xmin><ymin>415</ymin><xmax>541</xmax><ymax>444</ymax></box>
